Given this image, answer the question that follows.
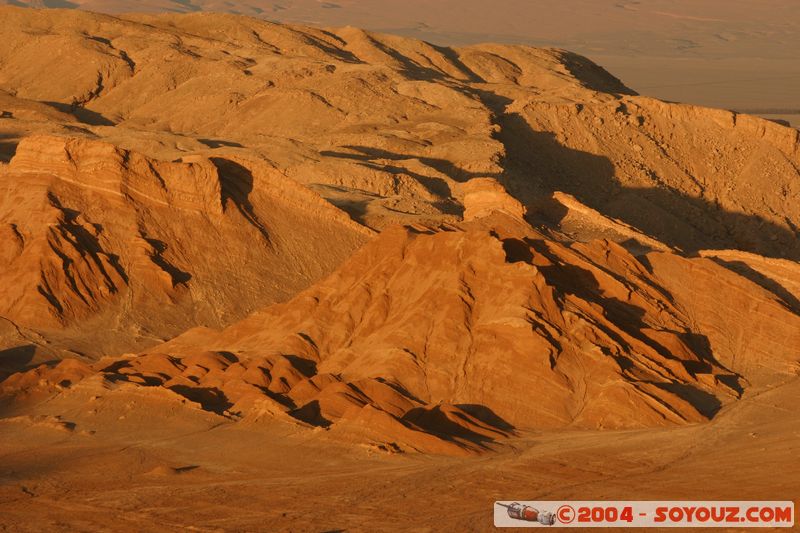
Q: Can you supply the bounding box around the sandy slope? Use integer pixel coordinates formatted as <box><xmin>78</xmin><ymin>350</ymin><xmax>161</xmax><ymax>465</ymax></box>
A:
<box><xmin>1</xmin><ymin>373</ymin><xmax>798</xmax><ymax>531</ymax></box>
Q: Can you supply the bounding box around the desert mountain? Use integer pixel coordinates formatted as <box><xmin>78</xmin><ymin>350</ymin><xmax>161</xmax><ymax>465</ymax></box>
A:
<box><xmin>1</xmin><ymin>6</ymin><xmax>798</xmax><ymax>253</ymax></box>
<box><xmin>4</xmin><ymin>196</ymin><xmax>799</xmax><ymax>453</ymax></box>
<box><xmin>0</xmin><ymin>134</ymin><xmax>370</xmax><ymax>366</ymax></box>
<box><xmin>1</xmin><ymin>8</ymin><xmax>800</xmax><ymax>531</ymax></box>
<box><xmin>1</xmin><ymin>7</ymin><xmax>799</xmax><ymax>453</ymax></box>
<box><xmin>2</xmin><ymin>1</ymin><xmax>799</xmax><ymax>119</ymax></box>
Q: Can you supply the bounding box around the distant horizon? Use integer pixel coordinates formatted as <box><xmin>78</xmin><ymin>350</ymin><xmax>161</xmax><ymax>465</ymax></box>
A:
<box><xmin>2</xmin><ymin>0</ymin><xmax>799</xmax><ymax>124</ymax></box>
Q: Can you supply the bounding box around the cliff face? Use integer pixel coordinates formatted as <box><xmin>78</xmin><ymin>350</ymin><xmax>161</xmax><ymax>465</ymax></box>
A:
<box><xmin>0</xmin><ymin>135</ymin><xmax>369</xmax><ymax>357</ymax></box>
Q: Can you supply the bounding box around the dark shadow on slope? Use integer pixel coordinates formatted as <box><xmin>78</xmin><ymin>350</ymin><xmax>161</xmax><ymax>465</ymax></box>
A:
<box><xmin>199</xmin><ymin>138</ymin><xmax>243</xmax><ymax>149</ymax></box>
<box><xmin>557</xmin><ymin>50</ymin><xmax>638</xmax><ymax>95</ymax></box>
<box><xmin>465</xmin><ymin>88</ymin><xmax>800</xmax><ymax>260</ymax></box>
<box><xmin>43</xmin><ymin>0</ymin><xmax>79</xmax><ymax>7</ymax></box>
<box><xmin>168</xmin><ymin>385</ymin><xmax>233</xmax><ymax>416</ymax></box>
<box><xmin>402</xmin><ymin>405</ymin><xmax>508</xmax><ymax>448</ymax></box>
<box><xmin>677</xmin><ymin>334</ymin><xmax>715</xmax><ymax>374</ymax></box>
<box><xmin>298</xmin><ymin>30</ymin><xmax>362</xmax><ymax>65</ymax></box>
<box><xmin>174</xmin><ymin>465</ymin><xmax>200</xmax><ymax>473</ymax></box>
<box><xmin>99</xmin><ymin>359</ymin><xmax>168</xmax><ymax>386</ymax></box>
<box><xmin>84</xmin><ymin>35</ymin><xmax>136</xmax><ymax>72</ymax></box>
<box><xmin>210</xmin><ymin>158</ymin><xmax>270</xmax><ymax>243</ymax></box>
<box><xmin>42</xmin><ymin>101</ymin><xmax>114</xmax><ymax>126</ymax></box>
<box><xmin>100</xmin><ymin>359</ymin><xmax>135</xmax><ymax>374</ymax></box>
<box><xmin>47</xmin><ymin>193</ymin><xmax>129</xmax><ymax>286</ymax></box>
<box><xmin>0</xmin><ymin>345</ymin><xmax>36</xmax><ymax>384</ymax></box>
<box><xmin>518</xmin><ymin>240</ymin><xmax>734</xmax><ymax>417</ymax></box>
<box><xmin>143</xmin><ymin>237</ymin><xmax>192</xmax><ymax>285</ymax></box>
<box><xmin>316</xmin><ymin>192</ymin><xmax>371</xmax><ymax>225</ymax></box>
<box><xmin>455</xmin><ymin>404</ymin><xmax>516</xmax><ymax>433</ymax></box>
<box><xmin>321</xmin><ymin>145</ymin><xmax>501</xmax><ymax>183</ymax></box>
<box><xmin>430</xmin><ymin>44</ymin><xmax>486</xmax><ymax>83</ymax></box>
<box><xmin>311</xmin><ymin>167</ymin><xmax>462</xmax><ymax>221</ymax></box>
<box><xmin>320</xmin><ymin>93</ymin><xmax>799</xmax><ymax>259</ymax></box>
<box><xmin>215</xmin><ymin>350</ymin><xmax>240</xmax><ymax>364</ymax></box>
<box><xmin>501</xmin><ymin>238</ymin><xmax>534</xmax><ymax>263</ymax></box>
<box><xmin>284</xmin><ymin>354</ymin><xmax>317</xmax><ymax>378</ymax></box>
<box><xmin>708</xmin><ymin>258</ymin><xmax>800</xmax><ymax>315</ymax></box>
<box><xmin>325</xmin><ymin>163</ymin><xmax>455</xmax><ymax>199</ymax></box>
<box><xmin>289</xmin><ymin>400</ymin><xmax>331</xmax><ymax>428</ymax></box>
<box><xmin>0</xmin><ymin>133</ymin><xmax>19</xmax><ymax>163</ymax></box>
<box><xmin>105</xmin><ymin>371</ymin><xmax>164</xmax><ymax>387</ymax></box>
<box><xmin>530</xmin><ymin>194</ymin><xmax>570</xmax><ymax>229</ymax></box>
<box><xmin>674</xmin><ymin>334</ymin><xmax>744</xmax><ymax>396</ymax></box>
<box><xmin>531</xmin><ymin>246</ymin><xmax>702</xmax><ymax>361</ymax></box>
<box><xmin>652</xmin><ymin>382</ymin><xmax>722</xmax><ymax>418</ymax></box>
<box><xmin>373</xmin><ymin>376</ymin><xmax>426</xmax><ymax>404</ymax></box>
<box><xmin>357</xmin><ymin>33</ymin><xmax>446</xmax><ymax>81</ymax></box>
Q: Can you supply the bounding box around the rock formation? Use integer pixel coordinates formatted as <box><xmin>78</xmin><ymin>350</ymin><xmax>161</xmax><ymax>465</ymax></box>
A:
<box><xmin>0</xmin><ymin>7</ymin><xmax>798</xmax><ymax>455</ymax></box>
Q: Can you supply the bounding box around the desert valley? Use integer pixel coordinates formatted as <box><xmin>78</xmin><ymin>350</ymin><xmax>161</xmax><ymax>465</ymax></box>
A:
<box><xmin>0</xmin><ymin>3</ymin><xmax>798</xmax><ymax>531</ymax></box>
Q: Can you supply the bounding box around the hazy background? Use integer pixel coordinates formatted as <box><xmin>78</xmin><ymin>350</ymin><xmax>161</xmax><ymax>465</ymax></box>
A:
<box><xmin>3</xmin><ymin>0</ymin><xmax>799</xmax><ymax>125</ymax></box>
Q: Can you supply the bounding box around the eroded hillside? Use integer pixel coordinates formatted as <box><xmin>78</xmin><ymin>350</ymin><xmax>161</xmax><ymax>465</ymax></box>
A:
<box><xmin>1</xmin><ymin>6</ymin><xmax>799</xmax><ymax>453</ymax></box>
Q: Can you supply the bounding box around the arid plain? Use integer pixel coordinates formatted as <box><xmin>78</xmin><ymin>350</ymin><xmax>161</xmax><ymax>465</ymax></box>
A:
<box><xmin>0</xmin><ymin>3</ymin><xmax>799</xmax><ymax>532</ymax></box>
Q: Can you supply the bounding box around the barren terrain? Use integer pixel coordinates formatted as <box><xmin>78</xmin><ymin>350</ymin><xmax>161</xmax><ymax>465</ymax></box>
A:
<box><xmin>2</xmin><ymin>0</ymin><xmax>799</xmax><ymax>126</ymax></box>
<box><xmin>0</xmin><ymin>6</ymin><xmax>798</xmax><ymax>531</ymax></box>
